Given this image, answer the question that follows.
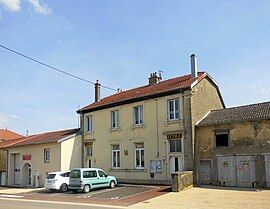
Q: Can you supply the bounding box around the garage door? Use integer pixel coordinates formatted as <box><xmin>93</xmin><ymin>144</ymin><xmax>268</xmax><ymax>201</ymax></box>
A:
<box><xmin>265</xmin><ymin>154</ymin><xmax>270</xmax><ymax>188</ymax></box>
<box><xmin>217</xmin><ymin>155</ymin><xmax>256</xmax><ymax>187</ymax></box>
<box><xmin>217</xmin><ymin>155</ymin><xmax>236</xmax><ymax>186</ymax></box>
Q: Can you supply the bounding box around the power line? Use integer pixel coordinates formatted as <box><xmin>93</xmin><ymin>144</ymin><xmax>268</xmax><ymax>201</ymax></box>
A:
<box><xmin>0</xmin><ymin>44</ymin><xmax>118</xmax><ymax>92</ymax></box>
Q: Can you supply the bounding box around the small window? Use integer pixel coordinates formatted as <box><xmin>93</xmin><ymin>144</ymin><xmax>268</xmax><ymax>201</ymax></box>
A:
<box><xmin>86</xmin><ymin>115</ymin><xmax>93</xmax><ymax>132</ymax></box>
<box><xmin>98</xmin><ymin>170</ymin><xmax>107</xmax><ymax>177</ymax></box>
<box><xmin>86</xmin><ymin>145</ymin><xmax>93</xmax><ymax>157</ymax></box>
<box><xmin>111</xmin><ymin>110</ymin><xmax>119</xmax><ymax>129</ymax></box>
<box><xmin>215</xmin><ymin>132</ymin><xmax>229</xmax><ymax>147</ymax></box>
<box><xmin>44</xmin><ymin>148</ymin><xmax>50</xmax><ymax>163</ymax></box>
<box><xmin>168</xmin><ymin>99</ymin><xmax>180</xmax><ymax>120</ymax></box>
<box><xmin>135</xmin><ymin>143</ymin><xmax>145</xmax><ymax>169</ymax></box>
<box><xmin>112</xmin><ymin>144</ymin><xmax>120</xmax><ymax>168</ymax></box>
<box><xmin>60</xmin><ymin>172</ymin><xmax>70</xmax><ymax>177</ymax></box>
<box><xmin>134</xmin><ymin>105</ymin><xmax>143</xmax><ymax>125</ymax></box>
<box><xmin>169</xmin><ymin>139</ymin><xmax>182</xmax><ymax>152</ymax></box>
<box><xmin>46</xmin><ymin>174</ymin><xmax>56</xmax><ymax>179</ymax></box>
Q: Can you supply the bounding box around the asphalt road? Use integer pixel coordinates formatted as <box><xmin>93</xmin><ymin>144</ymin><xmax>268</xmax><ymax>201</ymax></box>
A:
<box><xmin>0</xmin><ymin>198</ymin><xmax>126</xmax><ymax>209</ymax></box>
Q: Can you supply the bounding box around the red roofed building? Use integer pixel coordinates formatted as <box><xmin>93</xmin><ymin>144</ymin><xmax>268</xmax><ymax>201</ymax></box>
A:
<box><xmin>5</xmin><ymin>128</ymin><xmax>82</xmax><ymax>187</ymax></box>
<box><xmin>0</xmin><ymin>129</ymin><xmax>22</xmax><ymax>185</ymax></box>
<box><xmin>77</xmin><ymin>55</ymin><xmax>225</xmax><ymax>184</ymax></box>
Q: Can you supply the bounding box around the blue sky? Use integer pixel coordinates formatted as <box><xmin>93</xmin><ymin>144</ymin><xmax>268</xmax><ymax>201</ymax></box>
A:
<box><xmin>0</xmin><ymin>0</ymin><xmax>270</xmax><ymax>135</ymax></box>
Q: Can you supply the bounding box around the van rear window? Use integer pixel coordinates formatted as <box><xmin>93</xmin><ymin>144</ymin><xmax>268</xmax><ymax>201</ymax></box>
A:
<box><xmin>46</xmin><ymin>174</ymin><xmax>56</xmax><ymax>179</ymax></box>
<box><xmin>70</xmin><ymin>170</ymin><xmax>81</xmax><ymax>178</ymax></box>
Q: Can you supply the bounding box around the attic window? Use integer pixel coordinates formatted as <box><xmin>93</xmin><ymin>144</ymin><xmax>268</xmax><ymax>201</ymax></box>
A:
<box><xmin>215</xmin><ymin>131</ymin><xmax>229</xmax><ymax>147</ymax></box>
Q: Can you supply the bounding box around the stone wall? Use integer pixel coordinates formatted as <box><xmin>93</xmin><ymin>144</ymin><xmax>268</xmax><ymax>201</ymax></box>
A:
<box><xmin>171</xmin><ymin>171</ymin><xmax>193</xmax><ymax>192</ymax></box>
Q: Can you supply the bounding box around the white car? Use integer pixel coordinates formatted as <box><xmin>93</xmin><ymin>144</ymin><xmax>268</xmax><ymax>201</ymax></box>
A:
<box><xmin>44</xmin><ymin>171</ymin><xmax>70</xmax><ymax>192</ymax></box>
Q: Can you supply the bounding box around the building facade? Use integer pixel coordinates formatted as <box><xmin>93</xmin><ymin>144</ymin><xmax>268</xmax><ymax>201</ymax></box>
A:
<box><xmin>78</xmin><ymin>55</ymin><xmax>224</xmax><ymax>184</ymax></box>
<box><xmin>0</xmin><ymin>129</ymin><xmax>22</xmax><ymax>185</ymax></box>
<box><xmin>195</xmin><ymin>102</ymin><xmax>270</xmax><ymax>188</ymax></box>
<box><xmin>5</xmin><ymin>128</ymin><xmax>82</xmax><ymax>187</ymax></box>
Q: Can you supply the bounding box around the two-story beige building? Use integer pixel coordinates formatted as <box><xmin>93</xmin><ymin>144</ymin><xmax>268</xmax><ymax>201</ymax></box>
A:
<box><xmin>5</xmin><ymin>128</ymin><xmax>82</xmax><ymax>187</ymax></box>
<box><xmin>77</xmin><ymin>55</ymin><xmax>225</xmax><ymax>184</ymax></box>
<box><xmin>195</xmin><ymin>102</ymin><xmax>270</xmax><ymax>188</ymax></box>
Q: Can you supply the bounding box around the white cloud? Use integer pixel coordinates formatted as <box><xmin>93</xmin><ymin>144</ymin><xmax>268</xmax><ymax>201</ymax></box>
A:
<box><xmin>26</xmin><ymin>0</ymin><xmax>51</xmax><ymax>15</ymax></box>
<box><xmin>0</xmin><ymin>0</ymin><xmax>20</xmax><ymax>11</ymax></box>
<box><xmin>0</xmin><ymin>112</ymin><xmax>19</xmax><ymax>128</ymax></box>
<box><xmin>0</xmin><ymin>0</ymin><xmax>51</xmax><ymax>14</ymax></box>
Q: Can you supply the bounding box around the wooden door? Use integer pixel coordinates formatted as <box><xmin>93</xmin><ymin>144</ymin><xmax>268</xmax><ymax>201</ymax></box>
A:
<box><xmin>199</xmin><ymin>160</ymin><xmax>212</xmax><ymax>185</ymax></box>
<box><xmin>217</xmin><ymin>155</ymin><xmax>236</xmax><ymax>186</ymax></box>
<box><xmin>236</xmin><ymin>155</ymin><xmax>256</xmax><ymax>187</ymax></box>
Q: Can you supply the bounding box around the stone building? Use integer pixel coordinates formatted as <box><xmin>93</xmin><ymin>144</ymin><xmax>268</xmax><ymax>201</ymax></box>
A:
<box><xmin>77</xmin><ymin>55</ymin><xmax>225</xmax><ymax>184</ymax></box>
<box><xmin>195</xmin><ymin>102</ymin><xmax>270</xmax><ymax>187</ymax></box>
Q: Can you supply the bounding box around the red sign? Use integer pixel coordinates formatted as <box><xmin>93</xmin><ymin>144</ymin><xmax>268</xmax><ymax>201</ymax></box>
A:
<box><xmin>22</xmin><ymin>154</ymin><xmax>31</xmax><ymax>160</ymax></box>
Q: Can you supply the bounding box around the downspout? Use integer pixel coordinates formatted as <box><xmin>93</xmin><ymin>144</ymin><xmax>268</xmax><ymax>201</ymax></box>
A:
<box><xmin>80</xmin><ymin>113</ymin><xmax>85</xmax><ymax>167</ymax></box>
<box><xmin>155</xmin><ymin>99</ymin><xmax>159</xmax><ymax>158</ymax></box>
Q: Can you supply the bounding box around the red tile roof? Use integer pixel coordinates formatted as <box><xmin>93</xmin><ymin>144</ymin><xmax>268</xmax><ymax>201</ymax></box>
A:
<box><xmin>0</xmin><ymin>129</ymin><xmax>22</xmax><ymax>141</ymax></box>
<box><xmin>78</xmin><ymin>72</ymin><xmax>212</xmax><ymax>113</ymax></box>
<box><xmin>2</xmin><ymin>128</ymin><xmax>79</xmax><ymax>148</ymax></box>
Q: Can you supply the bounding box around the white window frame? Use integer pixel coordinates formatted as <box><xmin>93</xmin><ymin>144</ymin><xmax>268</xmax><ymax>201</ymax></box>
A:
<box><xmin>86</xmin><ymin>115</ymin><xmax>93</xmax><ymax>132</ymax></box>
<box><xmin>44</xmin><ymin>148</ymin><xmax>50</xmax><ymax>163</ymax></box>
<box><xmin>111</xmin><ymin>110</ymin><xmax>119</xmax><ymax>129</ymax></box>
<box><xmin>135</xmin><ymin>143</ymin><xmax>145</xmax><ymax>169</ymax></box>
<box><xmin>133</xmin><ymin>105</ymin><xmax>143</xmax><ymax>125</ymax></box>
<box><xmin>168</xmin><ymin>98</ymin><xmax>180</xmax><ymax>120</ymax></box>
<box><xmin>112</xmin><ymin>144</ymin><xmax>120</xmax><ymax>169</ymax></box>
<box><xmin>169</xmin><ymin>139</ymin><xmax>182</xmax><ymax>153</ymax></box>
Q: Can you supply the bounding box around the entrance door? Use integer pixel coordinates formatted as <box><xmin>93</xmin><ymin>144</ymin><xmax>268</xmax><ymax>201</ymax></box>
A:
<box><xmin>170</xmin><ymin>156</ymin><xmax>183</xmax><ymax>173</ymax></box>
<box><xmin>27</xmin><ymin>167</ymin><xmax>32</xmax><ymax>186</ymax></box>
<box><xmin>236</xmin><ymin>155</ymin><xmax>256</xmax><ymax>187</ymax></box>
<box><xmin>199</xmin><ymin>160</ymin><xmax>212</xmax><ymax>185</ymax></box>
<box><xmin>14</xmin><ymin>154</ymin><xmax>20</xmax><ymax>185</ymax></box>
<box><xmin>217</xmin><ymin>155</ymin><xmax>236</xmax><ymax>186</ymax></box>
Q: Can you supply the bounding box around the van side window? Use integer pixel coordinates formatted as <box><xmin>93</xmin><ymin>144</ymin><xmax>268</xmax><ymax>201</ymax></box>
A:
<box><xmin>83</xmin><ymin>170</ymin><xmax>97</xmax><ymax>178</ymax></box>
<box><xmin>98</xmin><ymin>170</ymin><xmax>106</xmax><ymax>177</ymax></box>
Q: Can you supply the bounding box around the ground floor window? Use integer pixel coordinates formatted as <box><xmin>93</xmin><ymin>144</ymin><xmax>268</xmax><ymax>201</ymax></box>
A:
<box><xmin>112</xmin><ymin>144</ymin><xmax>120</xmax><ymax>168</ymax></box>
<box><xmin>135</xmin><ymin>143</ymin><xmax>145</xmax><ymax>169</ymax></box>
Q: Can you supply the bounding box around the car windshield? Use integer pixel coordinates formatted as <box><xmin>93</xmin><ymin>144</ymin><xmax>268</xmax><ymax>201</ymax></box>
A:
<box><xmin>70</xmin><ymin>170</ymin><xmax>81</xmax><ymax>178</ymax></box>
<box><xmin>46</xmin><ymin>174</ymin><xmax>56</xmax><ymax>179</ymax></box>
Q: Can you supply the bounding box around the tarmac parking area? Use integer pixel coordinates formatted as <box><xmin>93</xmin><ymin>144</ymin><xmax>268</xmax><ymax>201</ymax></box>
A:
<box><xmin>0</xmin><ymin>184</ymin><xmax>171</xmax><ymax>207</ymax></box>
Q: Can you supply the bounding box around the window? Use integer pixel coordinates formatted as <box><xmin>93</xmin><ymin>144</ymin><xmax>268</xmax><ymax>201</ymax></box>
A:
<box><xmin>112</xmin><ymin>144</ymin><xmax>120</xmax><ymax>168</ymax></box>
<box><xmin>169</xmin><ymin>139</ymin><xmax>182</xmax><ymax>152</ymax></box>
<box><xmin>83</xmin><ymin>170</ymin><xmax>97</xmax><ymax>178</ymax></box>
<box><xmin>134</xmin><ymin>105</ymin><xmax>143</xmax><ymax>125</ymax></box>
<box><xmin>70</xmin><ymin>170</ymin><xmax>81</xmax><ymax>178</ymax></box>
<box><xmin>111</xmin><ymin>110</ymin><xmax>119</xmax><ymax>129</ymax></box>
<box><xmin>86</xmin><ymin>145</ymin><xmax>93</xmax><ymax>157</ymax></box>
<box><xmin>86</xmin><ymin>115</ymin><xmax>93</xmax><ymax>132</ymax></box>
<box><xmin>44</xmin><ymin>148</ymin><xmax>50</xmax><ymax>163</ymax></box>
<box><xmin>98</xmin><ymin>170</ymin><xmax>107</xmax><ymax>177</ymax></box>
<box><xmin>168</xmin><ymin>99</ymin><xmax>180</xmax><ymax>120</ymax></box>
<box><xmin>215</xmin><ymin>132</ymin><xmax>229</xmax><ymax>147</ymax></box>
<box><xmin>135</xmin><ymin>143</ymin><xmax>145</xmax><ymax>169</ymax></box>
<box><xmin>60</xmin><ymin>172</ymin><xmax>70</xmax><ymax>177</ymax></box>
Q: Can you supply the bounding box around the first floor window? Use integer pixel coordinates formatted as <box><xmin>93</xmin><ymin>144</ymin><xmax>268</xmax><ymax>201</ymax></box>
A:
<box><xmin>168</xmin><ymin>99</ymin><xmax>180</xmax><ymax>120</ymax></box>
<box><xmin>44</xmin><ymin>148</ymin><xmax>50</xmax><ymax>163</ymax></box>
<box><xmin>111</xmin><ymin>110</ymin><xmax>119</xmax><ymax>129</ymax></box>
<box><xmin>215</xmin><ymin>131</ymin><xmax>229</xmax><ymax>147</ymax></box>
<box><xmin>135</xmin><ymin>143</ymin><xmax>145</xmax><ymax>169</ymax></box>
<box><xmin>134</xmin><ymin>105</ymin><xmax>143</xmax><ymax>125</ymax></box>
<box><xmin>112</xmin><ymin>144</ymin><xmax>120</xmax><ymax>168</ymax></box>
<box><xmin>86</xmin><ymin>115</ymin><xmax>93</xmax><ymax>132</ymax></box>
<box><xmin>169</xmin><ymin>139</ymin><xmax>182</xmax><ymax>153</ymax></box>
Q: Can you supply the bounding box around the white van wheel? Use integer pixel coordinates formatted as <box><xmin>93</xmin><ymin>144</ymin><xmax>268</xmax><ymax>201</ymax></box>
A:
<box><xmin>60</xmin><ymin>183</ymin><xmax>68</xmax><ymax>192</ymax></box>
<box><xmin>109</xmin><ymin>181</ymin><xmax>115</xmax><ymax>188</ymax></box>
<box><xmin>83</xmin><ymin>185</ymin><xmax>91</xmax><ymax>193</ymax></box>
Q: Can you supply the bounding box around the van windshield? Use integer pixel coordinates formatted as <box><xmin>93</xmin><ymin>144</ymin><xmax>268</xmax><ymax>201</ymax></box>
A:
<box><xmin>46</xmin><ymin>174</ymin><xmax>56</xmax><ymax>179</ymax></box>
<box><xmin>70</xmin><ymin>170</ymin><xmax>81</xmax><ymax>178</ymax></box>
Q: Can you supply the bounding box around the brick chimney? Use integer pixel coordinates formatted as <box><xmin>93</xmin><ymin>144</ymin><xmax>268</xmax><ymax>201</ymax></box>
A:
<box><xmin>190</xmin><ymin>54</ymin><xmax>198</xmax><ymax>78</ymax></box>
<box><xmin>148</xmin><ymin>72</ymin><xmax>160</xmax><ymax>85</ymax></box>
<box><xmin>94</xmin><ymin>80</ymin><xmax>101</xmax><ymax>102</ymax></box>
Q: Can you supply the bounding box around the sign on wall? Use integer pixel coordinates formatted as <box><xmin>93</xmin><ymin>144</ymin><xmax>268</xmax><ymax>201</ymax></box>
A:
<box><xmin>22</xmin><ymin>154</ymin><xmax>31</xmax><ymax>160</ymax></box>
<box><xmin>167</xmin><ymin>133</ymin><xmax>182</xmax><ymax>140</ymax></box>
<box><xmin>149</xmin><ymin>160</ymin><xmax>162</xmax><ymax>173</ymax></box>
